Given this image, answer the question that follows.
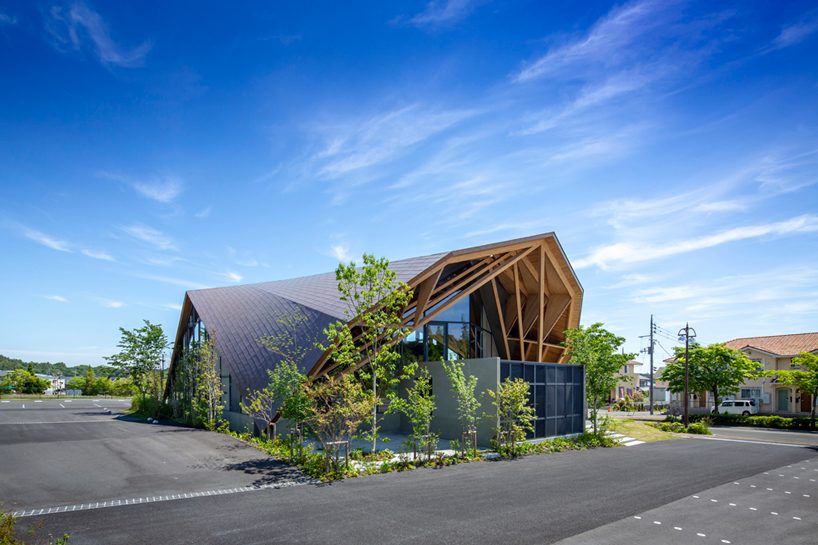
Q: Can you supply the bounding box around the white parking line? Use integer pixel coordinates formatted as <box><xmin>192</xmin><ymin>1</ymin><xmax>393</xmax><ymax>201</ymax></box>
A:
<box><xmin>10</xmin><ymin>479</ymin><xmax>317</xmax><ymax>518</ymax></box>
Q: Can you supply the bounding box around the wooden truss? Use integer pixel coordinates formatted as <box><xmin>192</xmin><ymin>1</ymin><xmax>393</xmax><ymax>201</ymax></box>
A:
<box><xmin>308</xmin><ymin>233</ymin><xmax>582</xmax><ymax>377</ymax></box>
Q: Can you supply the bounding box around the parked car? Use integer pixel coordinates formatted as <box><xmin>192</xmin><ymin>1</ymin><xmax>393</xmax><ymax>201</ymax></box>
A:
<box><xmin>712</xmin><ymin>399</ymin><xmax>758</xmax><ymax>416</ymax></box>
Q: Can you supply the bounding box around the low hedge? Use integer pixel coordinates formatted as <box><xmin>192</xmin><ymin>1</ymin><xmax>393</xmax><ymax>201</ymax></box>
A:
<box><xmin>688</xmin><ymin>413</ymin><xmax>816</xmax><ymax>430</ymax></box>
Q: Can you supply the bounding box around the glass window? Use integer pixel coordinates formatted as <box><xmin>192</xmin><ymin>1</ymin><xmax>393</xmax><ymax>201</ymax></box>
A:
<box><xmin>446</xmin><ymin>322</ymin><xmax>470</xmax><ymax>360</ymax></box>
<box><xmin>428</xmin><ymin>293</ymin><xmax>470</xmax><ymax>322</ymax></box>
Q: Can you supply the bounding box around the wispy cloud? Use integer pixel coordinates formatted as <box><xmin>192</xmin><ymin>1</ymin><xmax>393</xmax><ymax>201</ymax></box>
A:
<box><xmin>81</xmin><ymin>248</ymin><xmax>115</xmax><ymax>261</ymax></box>
<box><xmin>313</xmin><ymin>104</ymin><xmax>476</xmax><ymax>179</ymax></box>
<box><xmin>131</xmin><ymin>272</ymin><xmax>210</xmax><ymax>290</ymax></box>
<box><xmin>330</xmin><ymin>244</ymin><xmax>350</xmax><ymax>261</ymax></box>
<box><xmin>162</xmin><ymin>303</ymin><xmax>182</xmax><ymax>311</ymax></box>
<box><xmin>0</xmin><ymin>11</ymin><xmax>17</xmax><ymax>26</ymax></box>
<box><xmin>132</xmin><ymin>177</ymin><xmax>183</xmax><ymax>203</ymax></box>
<box><xmin>220</xmin><ymin>271</ymin><xmax>243</xmax><ymax>283</ymax></box>
<box><xmin>44</xmin><ymin>2</ymin><xmax>151</xmax><ymax>68</ymax></box>
<box><xmin>194</xmin><ymin>206</ymin><xmax>212</xmax><ymax>219</ymax></box>
<box><xmin>402</xmin><ymin>0</ymin><xmax>480</xmax><ymax>29</ymax></box>
<box><xmin>23</xmin><ymin>228</ymin><xmax>71</xmax><ymax>252</ymax></box>
<box><xmin>121</xmin><ymin>224</ymin><xmax>177</xmax><ymax>251</ymax></box>
<box><xmin>100</xmin><ymin>172</ymin><xmax>183</xmax><ymax>203</ymax></box>
<box><xmin>45</xmin><ymin>295</ymin><xmax>69</xmax><ymax>303</ymax></box>
<box><xmin>102</xmin><ymin>299</ymin><xmax>124</xmax><ymax>309</ymax></box>
<box><xmin>630</xmin><ymin>267</ymin><xmax>818</xmax><ymax>320</ymax></box>
<box><xmin>768</xmin><ymin>10</ymin><xmax>818</xmax><ymax>51</ymax></box>
<box><xmin>514</xmin><ymin>0</ymin><xmax>679</xmax><ymax>83</ymax></box>
<box><xmin>576</xmin><ymin>214</ymin><xmax>818</xmax><ymax>269</ymax></box>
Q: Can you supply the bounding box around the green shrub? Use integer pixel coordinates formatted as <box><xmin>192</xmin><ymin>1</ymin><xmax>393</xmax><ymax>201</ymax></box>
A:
<box><xmin>688</xmin><ymin>413</ymin><xmax>814</xmax><ymax>430</ymax></box>
<box><xmin>130</xmin><ymin>395</ymin><xmax>172</xmax><ymax>419</ymax></box>
<box><xmin>1</xmin><ymin>512</ymin><xmax>69</xmax><ymax>544</ymax></box>
<box><xmin>686</xmin><ymin>422</ymin><xmax>711</xmax><ymax>435</ymax></box>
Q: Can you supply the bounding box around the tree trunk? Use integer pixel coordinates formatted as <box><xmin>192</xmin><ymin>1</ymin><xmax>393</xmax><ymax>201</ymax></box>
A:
<box><xmin>712</xmin><ymin>387</ymin><xmax>719</xmax><ymax>414</ymax></box>
<box><xmin>372</xmin><ymin>366</ymin><xmax>377</xmax><ymax>453</ymax></box>
<box><xmin>812</xmin><ymin>390</ymin><xmax>817</xmax><ymax>430</ymax></box>
<box><xmin>591</xmin><ymin>395</ymin><xmax>598</xmax><ymax>434</ymax></box>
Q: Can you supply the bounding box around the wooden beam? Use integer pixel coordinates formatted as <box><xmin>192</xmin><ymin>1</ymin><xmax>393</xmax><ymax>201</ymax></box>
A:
<box><xmin>521</xmin><ymin>294</ymin><xmax>540</xmax><ymax>339</ymax></box>
<box><xmin>419</xmin><ymin>254</ymin><xmax>513</xmax><ymax>321</ymax></box>
<box><xmin>412</xmin><ymin>246</ymin><xmax>537</xmax><ymax>335</ymax></box>
<box><xmin>412</xmin><ymin>268</ymin><xmax>442</xmax><ymax>326</ymax></box>
<box><xmin>514</xmin><ymin>263</ymin><xmax>524</xmax><ymax>361</ymax></box>
<box><xmin>491</xmin><ymin>278</ymin><xmax>511</xmax><ymax>360</ymax></box>
<box><xmin>537</xmin><ymin>243</ymin><xmax>545</xmax><ymax>362</ymax></box>
<box><xmin>541</xmin><ymin>294</ymin><xmax>570</xmax><ymax>341</ymax></box>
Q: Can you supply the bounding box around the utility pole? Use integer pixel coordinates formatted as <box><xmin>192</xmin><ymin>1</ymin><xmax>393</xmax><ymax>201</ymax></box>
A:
<box><xmin>639</xmin><ymin>316</ymin><xmax>657</xmax><ymax>415</ymax></box>
<box><xmin>649</xmin><ymin>314</ymin><xmax>654</xmax><ymax>415</ymax></box>
<box><xmin>678</xmin><ymin>323</ymin><xmax>697</xmax><ymax>427</ymax></box>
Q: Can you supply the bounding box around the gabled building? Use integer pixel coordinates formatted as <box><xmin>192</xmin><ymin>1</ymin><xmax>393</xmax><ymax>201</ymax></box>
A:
<box><xmin>165</xmin><ymin>233</ymin><xmax>586</xmax><ymax>442</ymax></box>
<box><xmin>724</xmin><ymin>332</ymin><xmax>818</xmax><ymax>415</ymax></box>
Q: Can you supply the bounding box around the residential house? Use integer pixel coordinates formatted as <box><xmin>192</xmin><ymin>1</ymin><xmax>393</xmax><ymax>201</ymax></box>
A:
<box><xmin>611</xmin><ymin>360</ymin><xmax>641</xmax><ymax>401</ymax></box>
<box><xmin>723</xmin><ymin>332</ymin><xmax>818</xmax><ymax>415</ymax></box>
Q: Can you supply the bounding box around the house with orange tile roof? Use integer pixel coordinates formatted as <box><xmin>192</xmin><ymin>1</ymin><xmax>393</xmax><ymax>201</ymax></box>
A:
<box><xmin>723</xmin><ymin>332</ymin><xmax>818</xmax><ymax>415</ymax></box>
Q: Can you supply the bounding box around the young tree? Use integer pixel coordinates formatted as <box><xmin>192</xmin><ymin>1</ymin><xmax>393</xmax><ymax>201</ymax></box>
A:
<box><xmin>768</xmin><ymin>352</ymin><xmax>818</xmax><ymax>428</ymax></box>
<box><xmin>244</xmin><ymin>311</ymin><xmax>316</xmax><ymax>440</ymax></box>
<box><xmin>389</xmin><ymin>367</ymin><xmax>437</xmax><ymax>460</ymax></box>
<box><xmin>661</xmin><ymin>343</ymin><xmax>759</xmax><ymax>414</ymax></box>
<box><xmin>303</xmin><ymin>373</ymin><xmax>377</xmax><ymax>473</ymax></box>
<box><xmin>107</xmin><ymin>320</ymin><xmax>168</xmax><ymax>404</ymax></box>
<box><xmin>173</xmin><ymin>335</ymin><xmax>224</xmax><ymax>428</ymax></box>
<box><xmin>442</xmin><ymin>360</ymin><xmax>481</xmax><ymax>454</ymax></box>
<box><xmin>323</xmin><ymin>254</ymin><xmax>414</xmax><ymax>452</ymax></box>
<box><xmin>564</xmin><ymin>323</ymin><xmax>633</xmax><ymax>434</ymax></box>
<box><xmin>241</xmin><ymin>381</ymin><xmax>277</xmax><ymax>439</ymax></box>
<box><xmin>487</xmin><ymin>377</ymin><xmax>535</xmax><ymax>457</ymax></box>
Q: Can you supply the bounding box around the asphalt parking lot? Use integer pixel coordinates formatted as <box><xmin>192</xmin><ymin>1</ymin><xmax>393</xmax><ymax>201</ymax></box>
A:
<box><xmin>7</xmin><ymin>414</ymin><xmax>816</xmax><ymax>545</ymax></box>
<box><xmin>0</xmin><ymin>398</ymin><xmax>307</xmax><ymax>514</ymax></box>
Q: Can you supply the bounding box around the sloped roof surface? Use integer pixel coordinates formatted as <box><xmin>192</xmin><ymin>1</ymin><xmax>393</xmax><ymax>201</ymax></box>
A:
<box><xmin>254</xmin><ymin>252</ymin><xmax>445</xmax><ymax>319</ymax></box>
<box><xmin>185</xmin><ymin>252</ymin><xmax>446</xmax><ymax>398</ymax></box>
<box><xmin>724</xmin><ymin>332</ymin><xmax>818</xmax><ymax>357</ymax></box>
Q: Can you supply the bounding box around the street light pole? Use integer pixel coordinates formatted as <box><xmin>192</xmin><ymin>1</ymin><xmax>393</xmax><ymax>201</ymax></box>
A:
<box><xmin>678</xmin><ymin>323</ymin><xmax>697</xmax><ymax>427</ymax></box>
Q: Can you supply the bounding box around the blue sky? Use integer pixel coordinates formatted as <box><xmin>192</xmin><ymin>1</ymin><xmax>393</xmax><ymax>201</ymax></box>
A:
<box><xmin>1</xmin><ymin>0</ymin><xmax>817</xmax><ymax>369</ymax></box>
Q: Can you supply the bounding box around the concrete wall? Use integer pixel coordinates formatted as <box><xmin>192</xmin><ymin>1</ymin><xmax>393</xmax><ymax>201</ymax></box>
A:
<box><xmin>423</xmin><ymin>357</ymin><xmax>500</xmax><ymax>447</ymax></box>
<box><xmin>224</xmin><ymin>409</ymin><xmax>255</xmax><ymax>434</ymax></box>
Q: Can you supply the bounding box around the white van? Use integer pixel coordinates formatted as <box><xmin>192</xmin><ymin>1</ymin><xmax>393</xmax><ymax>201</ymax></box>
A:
<box><xmin>713</xmin><ymin>399</ymin><xmax>758</xmax><ymax>416</ymax></box>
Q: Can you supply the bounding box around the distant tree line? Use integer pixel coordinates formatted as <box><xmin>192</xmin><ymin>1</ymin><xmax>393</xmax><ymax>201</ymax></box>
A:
<box><xmin>0</xmin><ymin>354</ymin><xmax>122</xmax><ymax>379</ymax></box>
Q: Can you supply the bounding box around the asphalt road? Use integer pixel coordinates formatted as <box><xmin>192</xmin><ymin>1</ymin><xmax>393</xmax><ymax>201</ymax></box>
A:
<box><xmin>0</xmin><ymin>398</ymin><xmax>306</xmax><ymax>514</ymax></box>
<box><xmin>708</xmin><ymin>425</ymin><xmax>818</xmax><ymax>446</ymax></box>
<box><xmin>13</xmin><ymin>432</ymin><xmax>818</xmax><ymax>545</ymax></box>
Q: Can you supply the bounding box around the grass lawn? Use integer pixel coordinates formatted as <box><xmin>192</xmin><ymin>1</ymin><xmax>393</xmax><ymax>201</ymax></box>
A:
<box><xmin>610</xmin><ymin>419</ymin><xmax>678</xmax><ymax>443</ymax></box>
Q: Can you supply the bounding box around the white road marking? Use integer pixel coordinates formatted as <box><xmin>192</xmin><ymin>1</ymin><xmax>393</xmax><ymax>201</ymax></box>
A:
<box><xmin>750</xmin><ymin>485</ymin><xmax>757</xmax><ymax>488</ymax></box>
<box><xmin>692</xmin><ymin>495</ymin><xmax>700</xmax><ymax>499</ymax></box>
<box><xmin>749</xmin><ymin>507</ymin><xmax>758</xmax><ymax>511</ymax></box>
<box><xmin>766</xmin><ymin>488</ymin><xmax>773</xmax><ymax>491</ymax></box>
<box><xmin>1</xmin><ymin>400</ymin><xmax>9</xmax><ymax>403</ymax></box>
<box><xmin>697</xmin><ymin>533</ymin><xmax>706</xmax><ymax>537</ymax></box>
<box><xmin>785</xmin><ymin>491</ymin><xmax>791</xmax><ymax>494</ymax></box>
<box><xmin>653</xmin><ymin>521</ymin><xmax>661</xmax><ymax>525</ymax></box>
<box><xmin>771</xmin><ymin>512</ymin><xmax>779</xmax><ymax>516</ymax></box>
<box><xmin>710</xmin><ymin>499</ymin><xmax>718</xmax><ymax>503</ymax></box>
<box><xmin>721</xmin><ymin>540</ymin><xmax>731</xmax><ymax>544</ymax></box>
<box><xmin>793</xmin><ymin>516</ymin><xmax>802</xmax><ymax>521</ymax></box>
<box><xmin>674</xmin><ymin>527</ymin><xmax>682</xmax><ymax>531</ymax></box>
<box><xmin>804</xmin><ymin>494</ymin><xmax>811</xmax><ymax>498</ymax></box>
<box><xmin>34</xmin><ymin>400</ymin><xmax>42</xmax><ymax>403</ymax></box>
<box><xmin>59</xmin><ymin>403</ymin><xmax>65</xmax><ymax>408</ymax></box>
<box><xmin>729</xmin><ymin>503</ymin><xmax>736</xmax><ymax>506</ymax></box>
<box><xmin>64</xmin><ymin>400</ymin><xmax>72</xmax><ymax>403</ymax></box>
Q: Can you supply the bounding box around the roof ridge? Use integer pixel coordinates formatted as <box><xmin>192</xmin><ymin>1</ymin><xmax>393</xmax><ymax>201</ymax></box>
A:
<box><xmin>725</xmin><ymin>331</ymin><xmax>818</xmax><ymax>343</ymax></box>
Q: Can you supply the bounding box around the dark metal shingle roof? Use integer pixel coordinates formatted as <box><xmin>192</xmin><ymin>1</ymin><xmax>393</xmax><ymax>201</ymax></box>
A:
<box><xmin>185</xmin><ymin>252</ymin><xmax>446</xmax><ymax>400</ymax></box>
